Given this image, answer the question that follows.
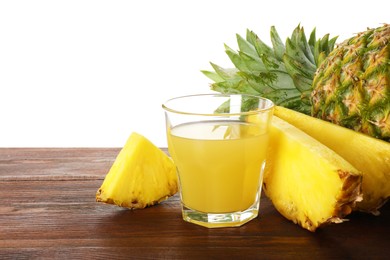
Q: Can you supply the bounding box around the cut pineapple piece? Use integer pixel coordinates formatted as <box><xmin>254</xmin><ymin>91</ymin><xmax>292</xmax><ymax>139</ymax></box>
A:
<box><xmin>264</xmin><ymin>117</ymin><xmax>363</xmax><ymax>232</ymax></box>
<box><xmin>96</xmin><ymin>132</ymin><xmax>178</xmax><ymax>209</ymax></box>
<box><xmin>275</xmin><ymin>106</ymin><xmax>390</xmax><ymax>214</ymax></box>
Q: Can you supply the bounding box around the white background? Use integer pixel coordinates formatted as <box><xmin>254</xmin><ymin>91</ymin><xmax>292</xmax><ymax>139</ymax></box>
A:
<box><xmin>0</xmin><ymin>0</ymin><xmax>388</xmax><ymax>147</ymax></box>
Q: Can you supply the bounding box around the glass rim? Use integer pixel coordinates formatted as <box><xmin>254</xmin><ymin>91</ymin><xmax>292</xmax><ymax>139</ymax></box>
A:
<box><xmin>162</xmin><ymin>93</ymin><xmax>274</xmax><ymax>116</ymax></box>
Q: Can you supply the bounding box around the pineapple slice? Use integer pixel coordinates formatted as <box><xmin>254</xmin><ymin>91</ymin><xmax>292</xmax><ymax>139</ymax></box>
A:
<box><xmin>96</xmin><ymin>132</ymin><xmax>178</xmax><ymax>209</ymax></box>
<box><xmin>275</xmin><ymin>106</ymin><xmax>390</xmax><ymax>214</ymax></box>
<box><xmin>264</xmin><ymin>117</ymin><xmax>363</xmax><ymax>232</ymax></box>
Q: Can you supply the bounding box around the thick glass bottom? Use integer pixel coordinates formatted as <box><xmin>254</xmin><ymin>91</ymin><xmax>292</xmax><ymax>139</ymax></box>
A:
<box><xmin>181</xmin><ymin>199</ymin><xmax>260</xmax><ymax>228</ymax></box>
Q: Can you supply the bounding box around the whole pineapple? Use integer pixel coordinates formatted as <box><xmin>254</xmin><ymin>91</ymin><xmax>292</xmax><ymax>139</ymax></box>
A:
<box><xmin>311</xmin><ymin>24</ymin><xmax>390</xmax><ymax>141</ymax></box>
<box><xmin>202</xmin><ymin>24</ymin><xmax>390</xmax><ymax>141</ymax></box>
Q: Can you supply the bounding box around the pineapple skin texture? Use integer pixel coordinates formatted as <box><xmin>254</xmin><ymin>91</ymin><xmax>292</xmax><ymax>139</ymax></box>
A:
<box><xmin>311</xmin><ymin>24</ymin><xmax>390</xmax><ymax>141</ymax></box>
<box><xmin>275</xmin><ymin>106</ymin><xmax>390</xmax><ymax>214</ymax></box>
<box><xmin>264</xmin><ymin>117</ymin><xmax>362</xmax><ymax>232</ymax></box>
<box><xmin>96</xmin><ymin>132</ymin><xmax>178</xmax><ymax>209</ymax></box>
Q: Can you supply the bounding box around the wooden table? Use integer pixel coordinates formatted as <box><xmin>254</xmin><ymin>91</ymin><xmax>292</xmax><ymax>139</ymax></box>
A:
<box><xmin>1</xmin><ymin>148</ymin><xmax>389</xmax><ymax>259</ymax></box>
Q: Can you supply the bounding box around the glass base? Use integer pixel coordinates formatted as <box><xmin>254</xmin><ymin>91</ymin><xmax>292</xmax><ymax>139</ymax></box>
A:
<box><xmin>181</xmin><ymin>201</ymin><xmax>260</xmax><ymax>228</ymax></box>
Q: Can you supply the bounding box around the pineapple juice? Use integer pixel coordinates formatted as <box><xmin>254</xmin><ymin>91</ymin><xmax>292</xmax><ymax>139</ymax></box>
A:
<box><xmin>168</xmin><ymin>120</ymin><xmax>268</xmax><ymax>214</ymax></box>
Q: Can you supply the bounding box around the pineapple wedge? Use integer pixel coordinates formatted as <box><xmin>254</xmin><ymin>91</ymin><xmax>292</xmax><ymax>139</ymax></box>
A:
<box><xmin>275</xmin><ymin>106</ymin><xmax>390</xmax><ymax>214</ymax></box>
<box><xmin>96</xmin><ymin>132</ymin><xmax>178</xmax><ymax>209</ymax></box>
<box><xmin>264</xmin><ymin>117</ymin><xmax>363</xmax><ymax>232</ymax></box>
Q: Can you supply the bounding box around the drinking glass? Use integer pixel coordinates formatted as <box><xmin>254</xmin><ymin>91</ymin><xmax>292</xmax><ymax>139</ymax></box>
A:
<box><xmin>162</xmin><ymin>94</ymin><xmax>274</xmax><ymax>228</ymax></box>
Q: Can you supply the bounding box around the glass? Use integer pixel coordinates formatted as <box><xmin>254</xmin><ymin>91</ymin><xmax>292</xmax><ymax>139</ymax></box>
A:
<box><xmin>162</xmin><ymin>94</ymin><xmax>274</xmax><ymax>228</ymax></box>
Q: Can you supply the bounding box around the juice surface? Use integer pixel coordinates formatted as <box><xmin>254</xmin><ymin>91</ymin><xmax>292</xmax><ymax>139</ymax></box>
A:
<box><xmin>168</xmin><ymin>120</ymin><xmax>268</xmax><ymax>213</ymax></box>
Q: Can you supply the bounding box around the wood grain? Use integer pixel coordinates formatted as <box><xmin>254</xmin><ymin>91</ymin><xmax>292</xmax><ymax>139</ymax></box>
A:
<box><xmin>0</xmin><ymin>148</ymin><xmax>389</xmax><ymax>259</ymax></box>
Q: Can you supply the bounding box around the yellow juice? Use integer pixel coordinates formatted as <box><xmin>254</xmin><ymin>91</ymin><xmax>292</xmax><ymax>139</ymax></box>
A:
<box><xmin>168</xmin><ymin>120</ymin><xmax>268</xmax><ymax>213</ymax></box>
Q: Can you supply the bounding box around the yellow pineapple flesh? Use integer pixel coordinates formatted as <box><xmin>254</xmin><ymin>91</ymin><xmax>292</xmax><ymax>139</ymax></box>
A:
<box><xmin>264</xmin><ymin>117</ymin><xmax>363</xmax><ymax>231</ymax></box>
<box><xmin>96</xmin><ymin>132</ymin><xmax>178</xmax><ymax>209</ymax></box>
<box><xmin>274</xmin><ymin>106</ymin><xmax>390</xmax><ymax>214</ymax></box>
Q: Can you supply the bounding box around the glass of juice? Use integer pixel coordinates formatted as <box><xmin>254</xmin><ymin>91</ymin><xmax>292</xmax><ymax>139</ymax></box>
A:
<box><xmin>162</xmin><ymin>94</ymin><xmax>274</xmax><ymax>228</ymax></box>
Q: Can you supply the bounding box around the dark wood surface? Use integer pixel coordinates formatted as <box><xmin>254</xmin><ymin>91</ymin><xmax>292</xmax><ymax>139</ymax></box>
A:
<box><xmin>1</xmin><ymin>148</ymin><xmax>389</xmax><ymax>259</ymax></box>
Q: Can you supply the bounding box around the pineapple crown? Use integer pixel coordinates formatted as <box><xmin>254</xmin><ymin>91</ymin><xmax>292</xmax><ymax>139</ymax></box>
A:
<box><xmin>202</xmin><ymin>25</ymin><xmax>338</xmax><ymax>115</ymax></box>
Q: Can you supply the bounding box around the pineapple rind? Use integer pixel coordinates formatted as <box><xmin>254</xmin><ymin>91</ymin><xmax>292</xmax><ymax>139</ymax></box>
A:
<box><xmin>96</xmin><ymin>132</ymin><xmax>178</xmax><ymax>209</ymax></box>
<box><xmin>311</xmin><ymin>24</ymin><xmax>390</xmax><ymax>141</ymax></box>
<box><xmin>264</xmin><ymin>117</ymin><xmax>362</xmax><ymax>231</ymax></box>
<box><xmin>275</xmin><ymin>106</ymin><xmax>390</xmax><ymax>214</ymax></box>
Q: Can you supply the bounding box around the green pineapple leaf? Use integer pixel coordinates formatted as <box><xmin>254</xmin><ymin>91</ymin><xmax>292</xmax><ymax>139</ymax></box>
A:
<box><xmin>308</xmin><ymin>27</ymin><xmax>317</xmax><ymax>54</ymax></box>
<box><xmin>314</xmin><ymin>34</ymin><xmax>338</xmax><ymax>66</ymax></box>
<box><xmin>238</xmin><ymin>51</ymin><xmax>267</xmax><ymax>73</ymax></box>
<box><xmin>270</xmin><ymin>26</ymin><xmax>286</xmax><ymax>61</ymax></box>
<box><xmin>292</xmin><ymin>25</ymin><xmax>315</xmax><ymax>64</ymax></box>
<box><xmin>209</xmin><ymin>62</ymin><xmax>238</xmax><ymax>80</ymax></box>
<box><xmin>202</xmin><ymin>24</ymin><xmax>337</xmax><ymax>116</ymax></box>
<box><xmin>201</xmin><ymin>70</ymin><xmax>224</xmax><ymax>83</ymax></box>
<box><xmin>225</xmin><ymin>44</ymin><xmax>250</xmax><ymax>73</ymax></box>
<box><xmin>285</xmin><ymin>38</ymin><xmax>317</xmax><ymax>76</ymax></box>
<box><xmin>237</xmin><ymin>33</ymin><xmax>259</xmax><ymax>59</ymax></box>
